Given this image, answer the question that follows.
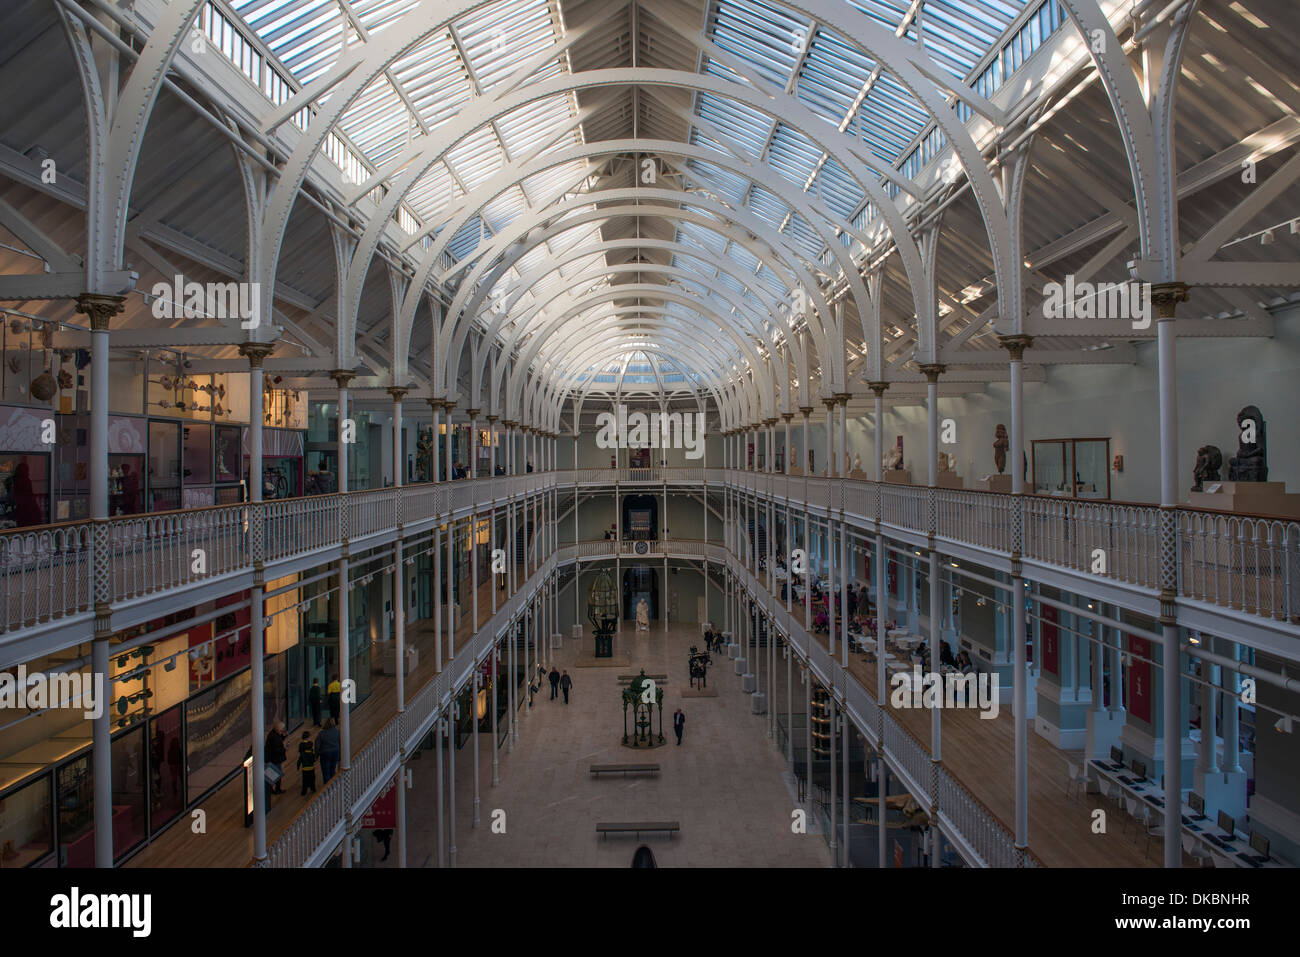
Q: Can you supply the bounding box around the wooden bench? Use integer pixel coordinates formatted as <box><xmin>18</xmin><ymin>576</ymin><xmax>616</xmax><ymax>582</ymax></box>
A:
<box><xmin>596</xmin><ymin>821</ymin><xmax>680</xmax><ymax>840</ymax></box>
<box><xmin>590</xmin><ymin>763</ymin><xmax>661</xmax><ymax>778</ymax></box>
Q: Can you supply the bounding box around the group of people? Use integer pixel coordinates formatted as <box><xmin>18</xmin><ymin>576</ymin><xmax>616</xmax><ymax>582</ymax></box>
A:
<box><xmin>260</xmin><ymin>675</ymin><xmax>348</xmax><ymax>798</ymax></box>
<box><xmin>702</xmin><ymin>628</ymin><xmax>726</xmax><ymax>654</ymax></box>
<box><xmin>546</xmin><ymin>666</ymin><xmax>573</xmax><ymax>703</ymax></box>
<box><xmin>909</xmin><ymin>640</ymin><xmax>975</xmax><ymax>674</ymax></box>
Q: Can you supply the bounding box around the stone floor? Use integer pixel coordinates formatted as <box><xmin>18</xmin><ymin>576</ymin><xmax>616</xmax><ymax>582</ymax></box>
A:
<box><xmin>403</xmin><ymin>624</ymin><xmax>829</xmax><ymax>868</ymax></box>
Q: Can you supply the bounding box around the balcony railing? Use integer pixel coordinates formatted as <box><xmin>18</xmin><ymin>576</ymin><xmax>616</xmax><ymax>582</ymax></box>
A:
<box><xmin>4</xmin><ymin>467</ymin><xmax>1297</xmax><ymax>640</ymax></box>
<box><xmin>0</xmin><ymin>473</ymin><xmax>555</xmax><ymax>637</ymax></box>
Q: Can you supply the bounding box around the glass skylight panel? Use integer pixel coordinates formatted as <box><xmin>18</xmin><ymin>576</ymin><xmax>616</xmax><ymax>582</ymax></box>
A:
<box><xmin>447</xmin><ymin>216</ymin><xmax>485</xmax><ymax>262</ymax></box>
<box><xmin>785</xmin><ymin>213</ymin><xmax>823</xmax><ymax>259</ymax></box>
<box><xmin>444</xmin><ymin>125</ymin><xmax>504</xmax><ymax>193</ymax></box>
<box><xmin>496</xmin><ymin>95</ymin><xmax>577</xmax><ymax>160</ymax></box>
<box><xmin>767</xmin><ymin>124</ymin><xmax>821</xmax><ymax>190</ymax></box>
<box><xmin>695</xmin><ymin>92</ymin><xmax>772</xmax><ymax>161</ymax></box>
<box><xmin>747</xmin><ymin>186</ymin><xmax>789</xmax><ymax>229</ymax></box>
<box><xmin>816</xmin><ymin>157</ymin><xmax>863</xmax><ymax>221</ymax></box>
<box><xmin>481</xmin><ymin>189</ymin><xmax>527</xmax><ymax>235</ymax></box>
<box><xmin>684</xmin><ymin>160</ymin><xmax>748</xmax><ymax>205</ymax></box>
<box><xmin>391</xmin><ymin>34</ymin><xmax>472</xmax><ymax>131</ymax></box>
<box><xmin>711</xmin><ymin>0</ymin><xmax>809</xmax><ymax>91</ymax></box>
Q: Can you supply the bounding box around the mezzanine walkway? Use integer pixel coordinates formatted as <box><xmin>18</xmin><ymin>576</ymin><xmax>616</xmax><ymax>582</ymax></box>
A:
<box><xmin>124</xmin><ymin>567</ymin><xmax>526</xmax><ymax>868</ymax></box>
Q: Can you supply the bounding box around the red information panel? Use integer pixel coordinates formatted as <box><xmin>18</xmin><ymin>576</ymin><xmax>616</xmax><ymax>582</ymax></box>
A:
<box><xmin>1127</xmin><ymin>635</ymin><xmax>1152</xmax><ymax>723</ymax></box>
<box><xmin>1040</xmin><ymin>604</ymin><xmax>1059</xmax><ymax>677</ymax></box>
<box><xmin>362</xmin><ymin>778</ymin><xmax>397</xmax><ymax>829</ymax></box>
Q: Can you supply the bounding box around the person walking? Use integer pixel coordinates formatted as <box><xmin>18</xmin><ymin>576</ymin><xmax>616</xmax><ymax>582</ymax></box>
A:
<box><xmin>548</xmin><ymin>666</ymin><xmax>560</xmax><ymax>700</ymax></box>
<box><xmin>264</xmin><ymin>721</ymin><xmax>287</xmax><ymax>794</ymax></box>
<box><xmin>327</xmin><ymin>674</ymin><xmax>342</xmax><ymax>723</ymax></box>
<box><xmin>673</xmin><ymin>708</ymin><xmax>685</xmax><ymax>746</ymax></box>
<box><xmin>559</xmin><ymin>670</ymin><xmax>572</xmax><ymax>704</ymax></box>
<box><xmin>308</xmin><ymin>678</ymin><xmax>322</xmax><ymax>727</ymax></box>
<box><xmin>297</xmin><ymin>731</ymin><xmax>317</xmax><ymax>795</ymax></box>
<box><xmin>316</xmin><ymin>718</ymin><xmax>342</xmax><ymax>784</ymax></box>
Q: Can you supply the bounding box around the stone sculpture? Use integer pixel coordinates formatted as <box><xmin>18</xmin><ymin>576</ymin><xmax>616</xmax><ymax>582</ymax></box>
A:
<box><xmin>1192</xmin><ymin>445</ymin><xmax>1222</xmax><ymax>492</ymax></box>
<box><xmin>1227</xmin><ymin>406</ymin><xmax>1267</xmax><ymax>482</ymax></box>
<box><xmin>882</xmin><ymin>436</ymin><xmax>903</xmax><ymax>471</ymax></box>
<box><xmin>938</xmin><ymin>451</ymin><xmax>952</xmax><ymax>472</ymax></box>
<box><xmin>993</xmin><ymin>424</ymin><xmax>1009</xmax><ymax>474</ymax></box>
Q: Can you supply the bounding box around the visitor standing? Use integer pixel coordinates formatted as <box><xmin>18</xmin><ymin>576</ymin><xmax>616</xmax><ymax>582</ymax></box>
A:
<box><xmin>327</xmin><ymin>674</ymin><xmax>342</xmax><ymax>722</ymax></box>
<box><xmin>548</xmin><ymin>666</ymin><xmax>560</xmax><ymax>700</ymax></box>
<box><xmin>560</xmin><ymin>671</ymin><xmax>572</xmax><ymax>704</ymax></box>
<box><xmin>297</xmin><ymin>732</ymin><xmax>316</xmax><ymax>795</ymax></box>
<box><xmin>316</xmin><ymin>718</ymin><xmax>342</xmax><ymax>784</ymax></box>
<box><xmin>308</xmin><ymin>678</ymin><xmax>322</xmax><ymax>727</ymax></box>
<box><xmin>673</xmin><ymin>708</ymin><xmax>685</xmax><ymax>745</ymax></box>
<box><xmin>264</xmin><ymin>721</ymin><xmax>287</xmax><ymax>794</ymax></box>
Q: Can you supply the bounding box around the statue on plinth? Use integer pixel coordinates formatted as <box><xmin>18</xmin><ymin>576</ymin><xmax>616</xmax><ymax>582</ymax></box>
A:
<box><xmin>938</xmin><ymin>451</ymin><xmax>952</xmax><ymax>472</ymax></box>
<box><xmin>1227</xmin><ymin>406</ymin><xmax>1267</xmax><ymax>482</ymax></box>
<box><xmin>993</xmin><ymin>424</ymin><xmax>1009</xmax><ymax>474</ymax></box>
<box><xmin>883</xmin><ymin>436</ymin><xmax>903</xmax><ymax>471</ymax></box>
<box><xmin>635</xmin><ymin>598</ymin><xmax>650</xmax><ymax>631</ymax></box>
<box><xmin>1192</xmin><ymin>445</ymin><xmax>1223</xmax><ymax>492</ymax></box>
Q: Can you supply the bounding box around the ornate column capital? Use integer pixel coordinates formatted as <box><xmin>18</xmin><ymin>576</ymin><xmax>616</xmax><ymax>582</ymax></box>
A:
<box><xmin>833</xmin><ymin>392</ymin><xmax>853</xmax><ymax>406</ymax></box>
<box><xmin>917</xmin><ymin>363</ymin><xmax>946</xmax><ymax>383</ymax></box>
<box><xmin>486</xmin><ymin>414</ymin><xmax>499</xmax><ymax>424</ymax></box>
<box><xmin>75</xmin><ymin>293</ymin><xmax>125</xmax><ymax>330</ymax></box>
<box><xmin>763</xmin><ymin>417</ymin><xmax>778</xmax><ymax>427</ymax></box>
<box><xmin>443</xmin><ymin>399</ymin><xmax>458</xmax><ymax>412</ymax></box>
<box><xmin>798</xmin><ymin>405</ymin><xmax>814</xmax><ymax>417</ymax></box>
<box><xmin>867</xmin><ymin>381</ymin><xmax>889</xmax><ymax>396</ymax></box>
<box><xmin>238</xmin><ymin>341</ymin><xmax>275</xmax><ymax>368</ymax></box>
<box><xmin>821</xmin><ymin>396</ymin><xmax>837</xmax><ymax>410</ymax></box>
<box><xmin>781</xmin><ymin>412</ymin><xmax>794</xmax><ymax>422</ymax></box>
<box><xmin>330</xmin><ymin>369</ymin><xmax>356</xmax><ymax>389</ymax></box>
<box><xmin>386</xmin><ymin>386</ymin><xmax>409</xmax><ymax>402</ymax></box>
<box><xmin>466</xmin><ymin>408</ymin><xmax>480</xmax><ymax>418</ymax></box>
<box><xmin>1151</xmin><ymin>282</ymin><xmax>1189</xmax><ymax>320</ymax></box>
<box><xmin>996</xmin><ymin>335</ymin><xmax>1034</xmax><ymax>361</ymax></box>
<box><xmin>427</xmin><ymin>397</ymin><xmax>442</xmax><ymax>412</ymax></box>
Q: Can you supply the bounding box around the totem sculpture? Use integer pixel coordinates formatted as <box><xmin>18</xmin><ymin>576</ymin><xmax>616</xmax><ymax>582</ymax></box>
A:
<box><xmin>993</xmin><ymin>424</ymin><xmax>1009</xmax><ymax>474</ymax></box>
<box><xmin>1227</xmin><ymin>406</ymin><xmax>1267</xmax><ymax>482</ymax></box>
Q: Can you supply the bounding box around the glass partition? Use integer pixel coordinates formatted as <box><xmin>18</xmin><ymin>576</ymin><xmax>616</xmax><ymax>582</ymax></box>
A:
<box><xmin>1031</xmin><ymin>438</ymin><xmax>1110</xmax><ymax>499</ymax></box>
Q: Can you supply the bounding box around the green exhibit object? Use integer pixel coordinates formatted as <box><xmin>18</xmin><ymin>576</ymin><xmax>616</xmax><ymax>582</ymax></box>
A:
<box><xmin>587</xmin><ymin>569</ymin><xmax>618</xmax><ymax>658</ymax></box>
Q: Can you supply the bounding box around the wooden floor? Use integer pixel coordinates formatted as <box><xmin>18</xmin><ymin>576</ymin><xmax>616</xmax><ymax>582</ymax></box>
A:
<box><xmin>761</xmin><ymin>580</ymin><xmax>1191</xmax><ymax>868</ymax></box>
<box><xmin>125</xmin><ymin>563</ymin><xmax>533</xmax><ymax>868</ymax></box>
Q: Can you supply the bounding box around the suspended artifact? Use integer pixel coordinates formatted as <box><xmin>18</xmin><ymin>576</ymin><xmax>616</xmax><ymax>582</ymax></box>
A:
<box><xmin>587</xmin><ymin>569</ymin><xmax>618</xmax><ymax>658</ymax></box>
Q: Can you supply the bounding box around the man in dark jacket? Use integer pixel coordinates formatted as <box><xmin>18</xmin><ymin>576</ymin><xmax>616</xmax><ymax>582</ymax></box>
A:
<box><xmin>308</xmin><ymin>678</ymin><xmax>322</xmax><ymax>727</ymax></box>
<box><xmin>673</xmin><ymin>708</ymin><xmax>685</xmax><ymax>745</ymax></box>
<box><xmin>559</xmin><ymin>671</ymin><xmax>572</xmax><ymax>704</ymax></box>
<box><xmin>264</xmin><ymin>723</ymin><xmax>287</xmax><ymax>794</ymax></box>
<box><xmin>316</xmin><ymin>719</ymin><xmax>342</xmax><ymax>784</ymax></box>
<box><xmin>548</xmin><ymin>666</ymin><xmax>560</xmax><ymax>700</ymax></box>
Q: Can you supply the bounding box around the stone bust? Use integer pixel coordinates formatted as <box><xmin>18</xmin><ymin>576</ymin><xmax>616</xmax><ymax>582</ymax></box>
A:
<box><xmin>993</xmin><ymin>424</ymin><xmax>1009</xmax><ymax>474</ymax></box>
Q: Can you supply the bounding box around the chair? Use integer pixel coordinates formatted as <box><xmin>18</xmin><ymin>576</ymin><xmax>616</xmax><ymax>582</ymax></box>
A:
<box><xmin>1095</xmin><ymin>776</ymin><xmax>1116</xmax><ymax>812</ymax></box>
<box><xmin>1182</xmin><ymin>833</ymin><xmax>1213</xmax><ymax>868</ymax></box>
<box><xmin>1124</xmin><ymin>795</ymin><xmax>1147</xmax><ymax>838</ymax></box>
<box><xmin>1064</xmin><ymin>761</ymin><xmax>1088</xmax><ymax>802</ymax></box>
<box><xmin>1126</xmin><ymin>797</ymin><xmax>1163</xmax><ymax>858</ymax></box>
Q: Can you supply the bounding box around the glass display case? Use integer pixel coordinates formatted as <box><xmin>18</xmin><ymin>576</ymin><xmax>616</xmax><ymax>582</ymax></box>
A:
<box><xmin>148</xmin><ymin>420</ymin><xmax>182</xmax><ymax>511</ymax></box>
<box><xmin>1031</xmin><ymin>438</ymin><xmax>1110</xmax><ymax>499</ymax></box>
<box><xmin>0</xmin><ymin>451</ymin><xmax>50</xmax><ymax>528</ymax></box>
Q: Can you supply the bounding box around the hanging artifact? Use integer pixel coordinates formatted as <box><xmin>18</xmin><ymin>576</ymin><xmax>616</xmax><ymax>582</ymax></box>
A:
<box><xmin>587</xmin><ymin>569</ymin><xmax>618</xmax><ymax>658</ymax></box>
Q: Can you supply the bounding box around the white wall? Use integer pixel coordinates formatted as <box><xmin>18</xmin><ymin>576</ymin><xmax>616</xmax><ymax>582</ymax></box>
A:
<box><xmin>844</xmin><ymin>302</ymin><xmax>1300</xmax><ymax>504</ymax></box>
